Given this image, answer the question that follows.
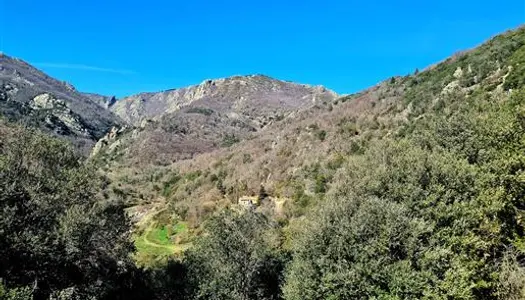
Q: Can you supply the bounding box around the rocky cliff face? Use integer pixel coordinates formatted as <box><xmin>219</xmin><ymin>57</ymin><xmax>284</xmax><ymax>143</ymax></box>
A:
<box><xmin>0</xmin><ymin>53</ymin><xmax>122</xmax><ymax>152</ymax></box>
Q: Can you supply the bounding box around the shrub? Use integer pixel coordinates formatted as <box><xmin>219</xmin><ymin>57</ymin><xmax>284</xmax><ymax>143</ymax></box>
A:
<box><xmin>184</xmin><ymin>210</ymin><xmax>287</xmax><ymax>300</ymax></box>
<box><xmin>221</xmin><ymin>134</ymin><xmax>240</xmax><ymax>147</ymax></box>
<box><xmin>186</xmin><ymin>107</ymin><xmax>214</xmax><ymax>116</ymax></box>
<box><xmin>316</xmin><ymin>130</ymin><xmax>327</xmax><ymax>141</ymax></box>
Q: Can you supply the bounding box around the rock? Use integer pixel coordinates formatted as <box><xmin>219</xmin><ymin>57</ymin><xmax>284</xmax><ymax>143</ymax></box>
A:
<box><xmin>63</xmin><ymin>81</ymin><xmax>76</xmax><ymax>91</ymax></box>
<box><xmin>30</xmin><ymin>93</ymin><xmax>92</xmax><ymax>137</ymax></box>
<box><xmin>0</xmin><ymin>53</ymin><xmax>122</xmax><ymax>150</ymax></box>
<box><xmin>106</xmin><ymin>96</ymin><xmax>117</xmax><ymax>108</ymax></box>
<box><xmin>454</xmin><ymin>67</ymin><xmax>463</xmax><ymax>79</ymax></box>
<box><xmin>31</xmin><ymin>93</ymin><xmax>66</xmax><ymax>110</ymax></box>
<box><xmin>90</xmin><ymin>126</ymin><xmax>127</xmax><ymax>157</ymax></box>
<box><xmin>442</xmin><ymin>80</ymin><xmax>461</xmax><ymax>94</ymax></box>
<box><xmin>110</xmin><ymin>75</ymin><xmax>338</xmax><ymax>125</ymax></box>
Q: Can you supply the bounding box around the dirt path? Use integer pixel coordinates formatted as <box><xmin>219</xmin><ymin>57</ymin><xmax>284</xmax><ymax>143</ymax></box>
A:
<box><xmin>132</xmin><ymin>201</ymin><xmax>192</xmax><ymax>254</ymax></box>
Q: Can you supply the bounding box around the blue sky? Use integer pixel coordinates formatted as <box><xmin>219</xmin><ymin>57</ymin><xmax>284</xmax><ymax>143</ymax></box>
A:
<box><xmin>1</xmin><ymin>1</ymin><xmax>524</xmax><ymax>97</ymax></box>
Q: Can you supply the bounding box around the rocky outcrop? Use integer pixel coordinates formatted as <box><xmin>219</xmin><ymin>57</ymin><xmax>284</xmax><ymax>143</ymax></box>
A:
<box><xmin>30</xmin><ymin>93</ymin><xmax>92</xmax><ymax>137</ymax></box>
<box><xmin>91</xmin><ymin>126</ymin><xmax>128</xmax><ymax>157</ymax></box>
<box><xmin>31</xmin><ymin>93</ymin><xmax>66</xmax><ymax>110</ymax></box>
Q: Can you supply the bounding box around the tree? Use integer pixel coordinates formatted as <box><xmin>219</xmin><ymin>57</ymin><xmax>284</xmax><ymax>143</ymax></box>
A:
<box><xmin>184</xmin><ymin>210</ymin><xmax>288</xmax><ymax>300</ymax></box>
<box><xmin>284</xmin><ymin>84</ymin><xmax>525</xmax><ymax>298</ymax></box>
<box><xmin>283</xmin><ymin>197</ymin><xmax>429</xmax><ymax>300</ymax></box>
<box><xmin>258</xmin><ymin>185</ymin><xmax>269</xmax><ymax>202</ymax></box>
<box><xmin>0</xmin><ymin>124</ymin><xmax>139</xmax><ymax>299</ymax></box>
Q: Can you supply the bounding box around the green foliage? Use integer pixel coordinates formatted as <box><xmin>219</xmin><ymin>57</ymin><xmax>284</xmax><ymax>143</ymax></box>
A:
<box><xmin>186</xmin><ymin>107</ymin><xmax>215</xmax><ymax>116</ymax></box>
<box><xmin>221</xmin><ymin>134</ymin><xmax>240</xmax><ymax>147</ymax></box>
<box><xmin>0</xmin><ymin>125</ymin><xmax>142</xmax><ymax>299</ymax></box>
<box><xmin>258</xmin><ymin>185</ymin><xmax>269</xmax><ymax>202</ymax></box>
<box><xmin>283</xmin><ymin>86</ymin><xmax>525</xmax><ymax>299</ymax></box>
<box><xmin>316</xmin><ymin>129</ymin><xmax>327</xmax><ymax>141</ymax></box>
<box><xmin>390</xmin><ymin>76</ymin><xmax>396</xmax><ymax>84</ymax></box>
<box><xmin>503</xmin><ymin>45</ymin><xmax>525</xmax><ymax>90</ymax></box>
<box><xmin>313</xmin><ymin>174</ymin><xmax>327</xmax><ymax>194</ymax></box>
<box><xmin>149</xmin><ymin>226</ymin><xmax>171</xmax><ymax>245</ymax></box>
<box><xmin>184</xmin><ymin>170</ymin><xmax>202</xmax><ymax>182</ymax></box>
<box><xmin>134</xmin><ymin>220</ymin><xmax>191</xmax><ymax>268</ymax></box>
<box><xmin>325</xmin><ymin>154</ymin><xmax>345</xmax><ymax>170</ymax></box>
<box><xmin>0</xmin><ymin>283</ymin><xmax>32</xmax><ymax>300</ymax></box>
<box><xmin>4</xmin><ymin>24</ymin><xmax>525</xmax><ymax>300</ymax></box>
<box><xmin>184</xmin><ymin>210</ymin><xmax>288</xmax><ymax>300</ymax></box>
<box><xmin>289</xmin><ymin>182</ymin><xmax>313</xmax><ymax>216</ymax></box>
<box><xmin>162</xmin><ymin>172</ymin><xmax>182</xmax><ymax>197</ymax></box>
<box><xmin>284</xmin><ymin>198</ymin><xmax>428</xmax><ymax>300</ymax></box>
<box><xmin>337</xmin><ymin>120</ymin><xmax>358</xmax><ymax>136</ymax></box>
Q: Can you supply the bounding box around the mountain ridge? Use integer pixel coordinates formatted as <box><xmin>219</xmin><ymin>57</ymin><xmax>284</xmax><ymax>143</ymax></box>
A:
<box><xmin>0</xmin><ymin>53</ymin><xmax>122</xmax><ymax>153</ymax></box>
<box><xmin>89</xmin><ymin>73</ymin><xmax>339</xmax><ymax>165</ymax></box>
<box><xmin>111</xmin><ymin>74</ymin><xmax>338</xmax><ymax>126</ymax></box>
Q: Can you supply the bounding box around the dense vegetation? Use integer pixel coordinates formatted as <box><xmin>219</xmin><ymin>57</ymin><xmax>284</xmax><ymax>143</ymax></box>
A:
<box><xmin>0</xmin><ymin>123</ymin><xmax>137</xmax><ymax>299</ymax></box>
<box><xmin>285</xmin><ymin>87</ymin><xmax>525</xmax><ymax>299</ymax></box>
<box><xmin>3</xmin><ymin>26</ymin><xmax>525</xmax><ymax>299</ymax></box>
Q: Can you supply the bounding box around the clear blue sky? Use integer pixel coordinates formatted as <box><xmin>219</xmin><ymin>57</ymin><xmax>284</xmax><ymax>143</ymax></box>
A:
<box><xmin>0</xmin><ymin>0</ymin><xmax>523</xmax><ymax>97</ymax></box>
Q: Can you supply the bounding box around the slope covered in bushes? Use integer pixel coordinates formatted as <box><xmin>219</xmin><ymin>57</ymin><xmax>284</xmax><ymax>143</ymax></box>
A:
<box><xmin>4</xmin><ymin>25</ymin><xmax>525</xmax><ymax>299</ymax></box>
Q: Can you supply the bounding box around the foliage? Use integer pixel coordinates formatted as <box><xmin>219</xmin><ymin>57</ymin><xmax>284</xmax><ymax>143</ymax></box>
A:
<box><xmin>184</xmin><ymin>210</ymin><xmax>288</xmax><ymax>300</ymax></box>
<box><xmin>221</xmin><ymin>134</ymin><xmax>240</xmax><ymax>147</ymax></box>
<box><xmin>284</xmin><ymin>197</ymin><xmax>428</xmax><ymax>299</ymax></box>
<box><xmin>496</xmin><ymin>251</ymin><xmax>525</xmax><ymax>300</ymax></box>
<box><xmin>315</xmin><ymin>129</ymin><xmax>327</xmax><ymax>141</ymax></box>
<box><xmin>0</xmin><ymin>124</ymin><xmax>145</xmax><ymax>299</ymax></box>
<box><xmin>5</xmin><ymin>24</ymin><xmax>525</xmax><ymax>300</ymax></box>
<box><xmin>282</xmin><ymin>82</ymin><xmax>525</xmax><ymax>298</ymax></box>
<box><xmin>186</xmin><ymin>107</ymin><xmax>215</xmax><ymax>116</ymax></box>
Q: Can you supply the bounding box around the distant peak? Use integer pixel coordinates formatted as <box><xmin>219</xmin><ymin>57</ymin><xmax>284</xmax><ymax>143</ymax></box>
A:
<box><xmin>200</xmin><ymin>74</ymin><xmax>274</xmax><ymax>84</ymax></box>
<box><xmin>127</xmin><ymin>74</ymin><xmax>336</xmax><ymax>99</ymax></box>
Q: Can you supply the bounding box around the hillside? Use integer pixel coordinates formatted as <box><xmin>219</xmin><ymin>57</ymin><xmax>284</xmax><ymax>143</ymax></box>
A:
<box><xmin>4</xmin><ymin>24</ymin><xmax>525</xmax><ymax>299</ymax></box>
<box><xmin>92</xmin><ymin>25</ymin><xmax>525</xmax><ymax>265</ymax></box>
<box><xmin>0</xmin><ymin>53</ymin><xmax>122</xmax><ymax>152</ymax></box>
<box><xmin>94</xmin><ymin>75</ymin><xmax>337</xmax><ymax>165</ymax></box>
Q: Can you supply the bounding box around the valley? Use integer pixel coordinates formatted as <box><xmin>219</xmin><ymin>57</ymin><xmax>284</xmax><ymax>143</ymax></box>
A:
<box><xmin>2</xmin><ymin>24</ymin><xmax>525</xmax><ymax>299</ymax></box>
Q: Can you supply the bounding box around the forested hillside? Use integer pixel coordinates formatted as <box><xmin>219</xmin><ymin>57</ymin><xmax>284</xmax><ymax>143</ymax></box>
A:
<box><xmin>2</xmin><ymin>25</ymin><xmax>525</xmax><ymax>299</ymax></box>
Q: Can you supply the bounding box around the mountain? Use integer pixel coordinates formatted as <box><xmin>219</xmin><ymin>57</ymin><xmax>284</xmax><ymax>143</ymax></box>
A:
<box><xmin>92</xmin><ymin>25</ymin><xmax>525</xmax><ymax>264</ymax></box>
<box><xmin>4</xmin><ymin>24</ymin><xmax>525</xmax><ymax>299</ymax></box>
<box><xmin>111</xmin><ymin>75</ymin><xmax>337</xmax><ymax>125</ymax></box>
<box><xmin>0</xmin><ymin>53</ymin><xmax>121</xmax><ymax>152</ymax></box>
<box><xmin>93</xmin><ymin>75</ymin><xmax>337</xmax><ymax>165</ymax></box>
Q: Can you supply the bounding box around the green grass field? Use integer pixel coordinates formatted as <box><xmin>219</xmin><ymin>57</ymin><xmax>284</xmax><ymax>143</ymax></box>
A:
<box><xmin>133</xmin><ymin>221</ymin><xmax>191</xmax><ymax>267</ymax></box>
<box><xmin>147</xmin><ymin>225</ymin><xmax>170</xmax><ymax>245</ymax></box>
